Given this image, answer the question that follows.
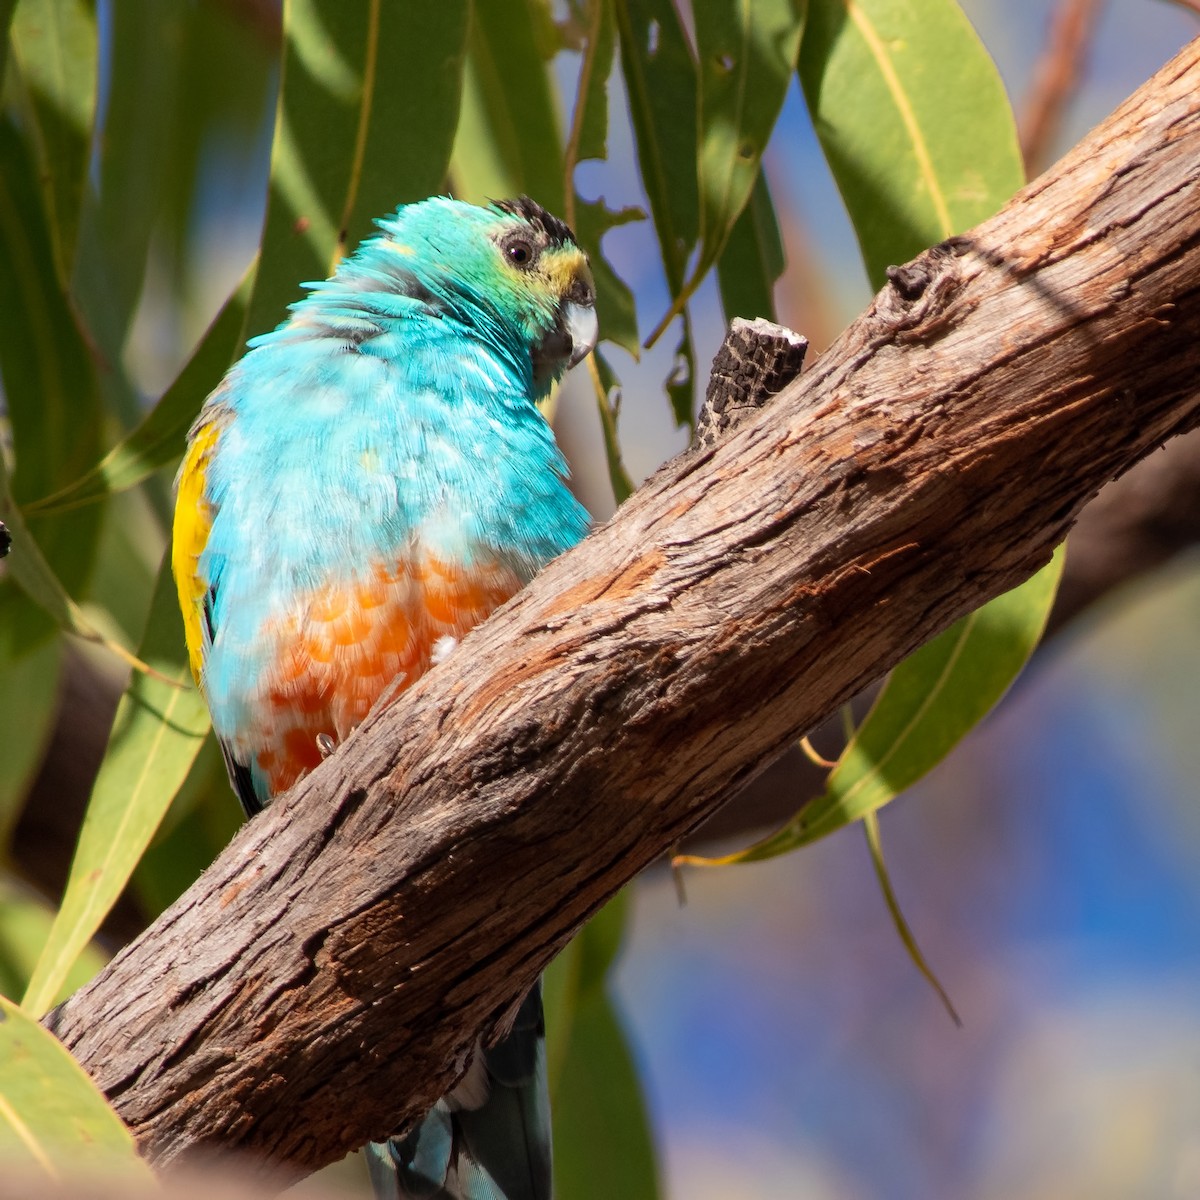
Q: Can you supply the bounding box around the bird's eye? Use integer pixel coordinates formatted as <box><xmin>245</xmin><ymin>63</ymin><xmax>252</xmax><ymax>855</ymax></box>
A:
<box><xmin>506</xmin><ymin>238</ymin><xmax>535</xmax><ymax>267</ymax></box>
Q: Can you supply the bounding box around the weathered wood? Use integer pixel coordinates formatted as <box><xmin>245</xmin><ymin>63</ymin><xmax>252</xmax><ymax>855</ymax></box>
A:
<box><xmin>46</xmin><ymin>38</ymin><xmax>1200</xmax><ymax>1180</ymax></box>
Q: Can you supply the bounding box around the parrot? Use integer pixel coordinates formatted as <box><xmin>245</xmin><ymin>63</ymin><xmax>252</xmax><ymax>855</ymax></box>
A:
<box><xmin>171</xmin><ymin>195</ymin><xmax>598</xmax><ymax>1200</ymax></box>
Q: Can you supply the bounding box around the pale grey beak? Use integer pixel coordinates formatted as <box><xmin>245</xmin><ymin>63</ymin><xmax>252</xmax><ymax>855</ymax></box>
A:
<box><xmin>563</xmin><ymin>300</ymin><xmax>599</xmax><ymax>368</ymax></box>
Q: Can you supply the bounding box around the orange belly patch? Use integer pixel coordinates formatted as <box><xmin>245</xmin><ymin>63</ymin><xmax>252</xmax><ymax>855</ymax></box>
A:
<box><xmin>252</xmin><ymin>553</ymin><xmax>521</xmax><ymax>795</ymax></box>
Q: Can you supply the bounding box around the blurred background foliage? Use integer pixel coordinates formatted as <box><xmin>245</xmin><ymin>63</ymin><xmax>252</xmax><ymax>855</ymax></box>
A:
<box><xmin>1</xmin><ymin>0</ymin><xmax>1200</xmax><ymax>1197</ymax></box>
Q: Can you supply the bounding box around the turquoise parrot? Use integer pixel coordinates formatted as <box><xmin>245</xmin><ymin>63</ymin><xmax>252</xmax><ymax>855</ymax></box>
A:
<box><xmin>172</xmin><ymin>195</ymin><xmax>598</xmax><ymax>1199</ymax></box>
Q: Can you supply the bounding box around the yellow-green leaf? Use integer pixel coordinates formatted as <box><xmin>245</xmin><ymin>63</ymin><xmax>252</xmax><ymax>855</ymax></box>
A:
<box><xmin>798</xmin><ymin>0</ymin><xmax>1022</xmax><ymax>287</ymax></box>
<box><xmin>0</xmin><ymin>995</ymin><xmax>148</xmax><ymax>1180</ymax></box>
<box><xmin>22</xmin><ymin>552</ymin><xmax>210</xmax><ymax>1017</ymax></box>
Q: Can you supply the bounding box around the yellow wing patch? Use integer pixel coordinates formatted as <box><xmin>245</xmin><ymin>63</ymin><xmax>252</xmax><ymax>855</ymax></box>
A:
<box><xmin>172</xmin><ymin>415</ymin><xmax>223</xmax><ymax>686</ymax></box>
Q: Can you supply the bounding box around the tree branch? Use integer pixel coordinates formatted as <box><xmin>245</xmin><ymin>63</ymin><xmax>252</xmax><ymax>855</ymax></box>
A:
<box><xmin>46</xmin><ymin>38</ymin><xmax>1200</xmax><ymax>1181</ymax></box>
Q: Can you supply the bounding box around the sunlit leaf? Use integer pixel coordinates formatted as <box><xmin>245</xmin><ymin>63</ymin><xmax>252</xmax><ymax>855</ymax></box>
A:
<box><xmin>798</xmin><ymin>0</ymin><xmax>1022</xmax><ymax>287</ymax></box>
<box><xmin>716</xmin><ymin>168</ymin><xmax>785</xmax><ymax>323</ymax></box>
<box><xmin>22</xmin><ymin>552</ymin><xmax>210</xmax><ymax>1017</ymax></box>
<box><xmin>0</xmin><ymin>995</ymin><xmax>148</xmax><ymax>1180</ymax></box>
<box><xmin>132</xmin><ymin>734</ymin><xmax>239</xmax><ymax>919</ymax></box>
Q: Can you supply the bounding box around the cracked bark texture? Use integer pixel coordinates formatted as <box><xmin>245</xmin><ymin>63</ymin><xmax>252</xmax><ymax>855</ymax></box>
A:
<box><xmin>44</xmin><ymin>38</ymin><xmax>1200</xmax><ymax>1182</ymax></box>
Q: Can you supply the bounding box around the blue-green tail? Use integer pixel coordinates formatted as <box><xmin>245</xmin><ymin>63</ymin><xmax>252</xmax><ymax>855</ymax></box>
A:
<box><xmin>365</xmin><ymin>981</ymin><xmax>551</xmax><ymax>1200</ymax></box>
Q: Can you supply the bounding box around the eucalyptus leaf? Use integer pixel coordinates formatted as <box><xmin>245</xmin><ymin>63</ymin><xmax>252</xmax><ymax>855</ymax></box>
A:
<box><xmin>0</xmin><ymin>995</ymin><xmax>149</xmax><ymax>1180</ymax></box>
<box><xmin>798</xmin><ymin>0</ymin><xmax>1022</xmax><ymax>287</ymax></box>
<box><xmin>22</xmin><ymin>552</ymin><xmax>210</xmax><ymax>1017</ymax></box>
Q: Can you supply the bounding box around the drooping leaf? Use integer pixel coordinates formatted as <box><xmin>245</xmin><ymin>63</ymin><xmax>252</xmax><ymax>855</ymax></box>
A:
<box><xmin>716</xmin><ymin>167</ymin><xmax>785</xmax><ymax>324</ymax></box>
<box><xmin>23</xmin><ymin>265</ymin><xmax>254</xmax><ymax>516</ymax></box>
<box><xmin>689</xmin><ymin>547</ymin><xmax>1064</xmax><ymax>865</ymax></box>
<box><xmin>68</xmin><ymin>0</ymin><xmax>194</xmax><ymax>428</ymax></box>
<box><xmin>22</xmin><ymin>552</ymin><xmax>210</xmax><ymax>1017</ymax></box>
<box><xmin>646</xmin><ymin>0</ymin><xmax>805</xmax><ymax>346</ymax></box>
<box><xmin>615</xmin><ymin>0</ymin><xmax>698</xmax><ymax>289</ymax></box>
<box><xmin>132</xmin><ymin>734</ymin><xmax>239</xmax><ymax>919</ymax></box>
<box><xmin>615</xmin><ymin>0</ymin><xmax>698</xmax><ymax>423</ymax></box>
<box><xmin>544</xmin><ymin>888</ymin><xmax>629</xmax><ymax>1092</ymax></box>
<box><xmin>798</xmin><ymin>0</ymin><xmax>1022</xmax><ymax>287</ymax></box>
<box><xmin>563</xmin><ymin>0</ymin><xmax>642</xmax><ymax>359</ymax></box>
<box><xmin>0</xmin><ymin>995</ymin><xmax>149</xmax><ymax>1180</ymax></box>
<box><xmin>591</xmin><ymin>348</ymin><xmax>635</xmax><ymax>504</ymax></box>
<box><xmin>551</xmin><ymin>990</ymin><xmax>658</xmax><ymax>1200</ymax></box>
<box><xmin>574</xmin><ymin>198</ymin><xmax>643</xmax><ymax>358</ymax></box>
<box><xmin>863</xmin><ymin>812</ymin><xmax>959</xmax><ymax>1025</ymax></box>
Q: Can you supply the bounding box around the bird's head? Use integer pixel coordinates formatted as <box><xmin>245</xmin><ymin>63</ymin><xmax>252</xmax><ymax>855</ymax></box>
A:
<box><xmin>370</xmin><ymin>196</ymin><xmax>598</xmax><ymax>391</ymax></box>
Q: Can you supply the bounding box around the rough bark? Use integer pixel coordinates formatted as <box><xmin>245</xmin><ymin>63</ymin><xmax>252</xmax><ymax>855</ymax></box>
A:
<box><xmin>46</xmin><ymin>39</ymin><xmax>1200</xmax><ymax>1181</ymax></box>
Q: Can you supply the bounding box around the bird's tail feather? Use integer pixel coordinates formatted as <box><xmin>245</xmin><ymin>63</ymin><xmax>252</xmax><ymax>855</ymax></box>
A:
<box><xmin>365</xmin><ymin>981</ymin><xmax>552</xmax><ymax>1200</ymax></box>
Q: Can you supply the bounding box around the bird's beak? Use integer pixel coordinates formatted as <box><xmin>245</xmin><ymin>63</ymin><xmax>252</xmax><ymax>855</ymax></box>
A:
<box><xmin>563</xmin><ymin>300</ymin><xmax>598</xmax><ymax>368</ymax></box>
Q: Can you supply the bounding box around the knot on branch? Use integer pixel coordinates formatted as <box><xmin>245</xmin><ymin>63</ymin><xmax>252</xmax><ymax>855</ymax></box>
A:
<box><xmin>693</xmin><ymin>317</ymin><xmax>808</xmax><ymax>450</ymax></box>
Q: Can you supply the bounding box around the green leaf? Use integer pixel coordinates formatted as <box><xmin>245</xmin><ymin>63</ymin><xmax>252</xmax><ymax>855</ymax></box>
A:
<box><xmin>451</xmin><ymin>0</ymin><xmax>564</xmax><ymax>211</ymax></box>
<box><xmin>615</xmin><ymin>0</ymin><xmax>698</xmax><ymax>291</ymax></box>
<box><xmin>248</xmin><ymin>0</ymin><xmax>469</xmax><ymax>341</ymax></box>
<box><xmin>716</xmin><ymin>167</ymin><xmax>785</xmax><ymax>323</ymax></box>
<box><xmin>574</xmin><ymin>198</ymin><xmax>643</xmax><ymax>358</ymax></box>
<box><xmin>68</xmin><ymin>0</ymin><xmax>194</xmax><ymax>427</ymax></box>
<box><xmin>22</xmin><ymin>551</ymin><xmax>210</xmax><ymax>1017</ymax></box>
<box><xmin>591</xmin><ymin>348</ymin><xmax>635</xmax><ymax>504</ymax></box>
<box><xmin>616</xmin><ymin>0</ymin><xmax>698</xmax><ymax>423</ymax></box>
<box><xmin>544</xmin><ymin>890</ymin><xmax>630</xmax><ymax>1092</ymax></box>
<box><xmin>694</xmin><ymin>547</ymin><xmax>1064</xmax><ymax>864</ymax></box>
<box><xmin>7</xmin><ymin>0</ymin><xmax>97</xmax><ymax>284</ymax></box>
<box><xmin>863</xmin><ymin>812</ymin><xmax>959</xmax><ymax>1025</ymax></box>
<box><xmin>646</xmin><ymin>0</ymin><xmax>804</xmax><ymax>346</ymax></box>
<box><xmin>132</xmin><ymin>734</ymin><xmax>238</xmax><ymax>919</ymax></box>
<box><xmin>0</xmin><ymin>994</ymin><xmax>149</xmax><ymax>1180</ymax></box>
<box><xmin>0</xmin><ymin>877</ymin><xmax>106</xmax><ymax>1004</ymax></box>
<box><xmin>551</xmin><ymin>989</ymin><xmax>659</xmax><ymax>1200</ymax></box>
<box><xmin>23</xmin><ymin>265</ymin><xmax>254</xmax><ymax>516</ymax></box>
<box><xmin>798</xmin><ymin>0</ymin><xmax>1023</xmax><ymax>288</ymax></box>
<box><xmin>0</xmin><ymin>591</ymin><xmax>61</xmax><ymax>846</ymax></box>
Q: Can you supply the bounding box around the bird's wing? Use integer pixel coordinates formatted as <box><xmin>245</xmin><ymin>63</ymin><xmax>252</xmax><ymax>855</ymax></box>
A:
<box><xmin>172</xmin><ymin>402</ymin><xmax>263</xmax><ymax>818</ymax></box>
